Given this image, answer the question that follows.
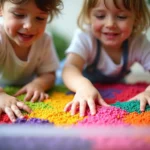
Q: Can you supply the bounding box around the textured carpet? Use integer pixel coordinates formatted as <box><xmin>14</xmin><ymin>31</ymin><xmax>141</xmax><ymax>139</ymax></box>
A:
<box><xmin>0</xmin><ymin>83</ymin><xmax>150</xmax><ymax>150</ymax></box>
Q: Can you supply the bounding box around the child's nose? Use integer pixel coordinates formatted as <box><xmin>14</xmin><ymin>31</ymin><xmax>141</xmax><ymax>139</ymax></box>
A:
<box><xmin>23</xmin><ymin>18</ymin><xmax>34</xmax><ymax>30</ymax></box>
<box><xmin>106</xmin><ymin>17</ymin><xmax>116</xmax><ymax>28</ymax></box>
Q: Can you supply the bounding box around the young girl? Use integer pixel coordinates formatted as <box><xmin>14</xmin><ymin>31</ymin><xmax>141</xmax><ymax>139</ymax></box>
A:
<box><xmin>62</xmin><ymin>0</ymin><xmax>150</xmax><ymax>117</ymax></box>
<box><xmin>0</xmin><ymin>0</ymin><xmax>62</xmax><ymax>122</ymax></box>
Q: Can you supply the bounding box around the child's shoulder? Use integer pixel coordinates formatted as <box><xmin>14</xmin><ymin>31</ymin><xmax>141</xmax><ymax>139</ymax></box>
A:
<box><xmin>128</xmin><ymin>33</ymin><xmax>150</xmax><ymax>55</ymax></box>
<box><xmin>130</xmin><ymin>33</ymin><xmax>149</xmax><ymax>46</ymax></box>
<box><xmin>75</xmin><ymin>25</ymin><xmax>93</xmax><ymax>35</ymax></box>
<box><xmin>41</xmin><ymin>31</ymin><xmax>52</xmax><ymax>40</ymax></box>
<box><xmin>131</xmin><ymin>33</ymin><xmax>148</xmax><ymax>42</ymax></box>
<box><xmin>74</xmin><ymin>25</ymin><xmax>95</xmax><ymax>42</ymax></box>
<box><xmin>36</xmin><ymin>31</ymin><xmax>53</xmax><ymax>44</ymax></box>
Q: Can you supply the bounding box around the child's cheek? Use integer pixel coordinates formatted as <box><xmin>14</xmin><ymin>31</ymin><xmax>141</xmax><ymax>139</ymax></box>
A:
<box><xmin>5</xmin><ymin>20</ymin><xmax>19</xmax><ymax>36</ymax></box>
<box><xmin>91</xmin><ymin>23</ymin><xmax>102</xmax><ymax>38</ymax></box>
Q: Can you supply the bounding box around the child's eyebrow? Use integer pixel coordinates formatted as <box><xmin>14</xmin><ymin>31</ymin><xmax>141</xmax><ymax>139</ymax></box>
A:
<box><xmin>92</xmin><ymin>9</ymin><xmax>105</xmax><ymax>13</ymax></box>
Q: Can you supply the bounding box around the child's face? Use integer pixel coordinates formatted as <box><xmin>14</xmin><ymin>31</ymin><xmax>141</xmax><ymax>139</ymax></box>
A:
<box><xmin>90</xmin><ymin>0</ymin><xmax>135</xmax><ymax>49</ymax></box>
<box><xmin>1</xmin><ymin>0</ymin><xmax>48</xmax><ymax>49</ymax></box>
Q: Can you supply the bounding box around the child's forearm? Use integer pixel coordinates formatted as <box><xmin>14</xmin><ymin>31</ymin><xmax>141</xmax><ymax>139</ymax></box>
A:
<box><xmin>32</xmin><ymin>72</ymin><xmax>55</xmax><ymax>91</ymax></box>
<box><xmin>62</xmin><ymin>66</ymin><xmax>93</xmax><ymax>92</ymax></box>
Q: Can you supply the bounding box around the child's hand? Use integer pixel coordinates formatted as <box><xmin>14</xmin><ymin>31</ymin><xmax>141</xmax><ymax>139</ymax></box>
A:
<box><xmin>14</xmin><ymin>82</ymin><xmax>49</xmax><ymax>102</ymax></box>
<box><xmin>0</xmin><ymin>92</ymin><xmax>31</xmax><ymax>122</ymax></box>
<box><xmin>64</xmin><ymin>85</ymin><xmax>109</xmax><ymax>117</ymax></box>
<box><xmin>129</xmin><ymin>90</ymin><xmax>150</xmax><ymax>112</ymax></box>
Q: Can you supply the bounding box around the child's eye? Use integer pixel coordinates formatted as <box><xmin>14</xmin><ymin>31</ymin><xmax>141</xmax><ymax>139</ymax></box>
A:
<box><xmin>36</xmin><ymin>17</ymin><xmax>46</xmax><ymax>21</ymax></box>
<box><xmin>96</xmin><ymin>15</ymin><xmax>105</xmax><ymax>19</ymax></box>
<box><xmin>13</xmin><ymin>13</ymin><xmax>25</xmax><ymax>18</ymax></box>
<box><xmin>117</xmin><ymin>16</ymin><xmax>127</xmax><ymax>20</ymax></box>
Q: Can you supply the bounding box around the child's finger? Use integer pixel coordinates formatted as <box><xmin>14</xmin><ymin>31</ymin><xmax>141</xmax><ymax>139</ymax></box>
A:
<box><xmin>39</xmin><ymin>93</ymin><xmax>49</xmax><ymax>101</ymax></box>
<box><xmin>140</xmin><ymin>98</ymin><xmax>147</xmax><ymax>112</ymax></box>
<box><xmin>14</xmin><ymin>88</ymin><xmax>26</xmax><ymax>96</ymax></box>
<box><xmin>64</xmin><ymin>101</ymin><xmax>72</xmax><ymax>112</ymax></box>
<box><xmin>24</xmin><ymin>91</ymin><xmax>33</xmax><ymax>101</ymax></box>
<box><xmin>79</xmin><ymin>100</ymin><xmax>86</xmax><ymax>117</ymax></box>
<box><xmin>98</xmin><ymin>95</ymin><xmax>109</xmax><ymax>107</ymax></box>
<box><xmin>44</xmin><ymin>94</ymin><xmax>49</xmax><ymax>100</ymax></box>
<box><xmin>17</xmin><ymin>101</ymin><xmax>32</xmax><ymax>113</ymax></box>
<box><xmin>39</xmin><ymin>93</ymin><xmax>45</xmax><ymax>102</ymax></box>
<box><xmin>11</xmin><ymin>104</ymin><xmax>24</xmax><ymax>119</ymax></box>
<box><xmin>87</xmin><ymin>99</ymin><xmax>96</xmax><ymax>115</ymax></box>
<box><xmin>30</xmin><ymin>91</ymin><xmax>40</xmax><ymax>102</ymax></box>
<box><xmin>4</xmin><ymin>107</ymin><xmax>16</xmax><ymax>122</ymax></box>
<box><xmin>70</xmin><ymin>101</ymin><xmax>79</xmax><ymax>116</ymax></box>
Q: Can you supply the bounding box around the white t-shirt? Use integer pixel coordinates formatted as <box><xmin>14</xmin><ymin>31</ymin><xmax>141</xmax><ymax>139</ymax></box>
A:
<box><xmin>0</xmin><ymin>24</ymin><xmax>59</xmax><ymax>86</ymax></box>
<box><xmin>66</xmin><ymin>28</ymin><xmax>150</xmax><ymax>76</ymax></box>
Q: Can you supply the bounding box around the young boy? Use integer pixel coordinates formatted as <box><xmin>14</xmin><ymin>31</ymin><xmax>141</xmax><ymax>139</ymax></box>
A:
<box><xmin>0</xmin><ymin>0</ymin><xmax>63</xmax><ymax>122</ymax></box>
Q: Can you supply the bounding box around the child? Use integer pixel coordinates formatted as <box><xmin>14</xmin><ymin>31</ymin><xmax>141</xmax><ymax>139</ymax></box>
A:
<box><xmin>0</xmin><ymin>0</ymin><xmax>63</xmax><ymax>122</ymax></box>
<box><xmin>62</xmin><ymin>0</ymin><xmax>150</xmax><ymax>117</ymax></box>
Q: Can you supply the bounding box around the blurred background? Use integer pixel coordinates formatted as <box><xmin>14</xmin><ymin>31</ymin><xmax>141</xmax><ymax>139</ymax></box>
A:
<box><xmin>48</xmin><ymin>0</ymin><xmax>82</xmax><ymax>41</ymax></box>
<box><xmin>47</xmin><ymin>0</ymin><xmax>83</xmax><ymax>61</ymax></box>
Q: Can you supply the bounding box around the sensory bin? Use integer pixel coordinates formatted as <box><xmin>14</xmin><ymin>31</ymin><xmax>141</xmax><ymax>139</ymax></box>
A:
<box><xmin>0</xmin><ymin>83</ymin><xmax>150</xmax><ymax>150</ymax></box>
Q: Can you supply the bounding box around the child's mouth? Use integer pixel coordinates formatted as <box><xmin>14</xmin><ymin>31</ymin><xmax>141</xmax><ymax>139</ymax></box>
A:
<box><xmin>103</xmin><ymin>32</ymin><xmax>119</xmax><ymax>39</ymax></box>
<box><xmin>18</xmin><ymin>33</ymin><xmax>34</xmax><ymax>41</ymax></box>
